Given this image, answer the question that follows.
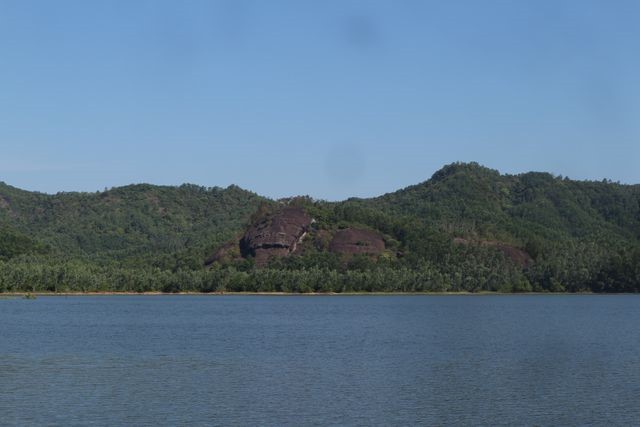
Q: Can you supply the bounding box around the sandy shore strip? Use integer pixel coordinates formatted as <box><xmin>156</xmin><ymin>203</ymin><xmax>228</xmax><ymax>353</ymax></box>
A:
<box><xmin>0</xmin><ymin>291</ymin><xmax>606</xmax><ymax>297</ymax></box>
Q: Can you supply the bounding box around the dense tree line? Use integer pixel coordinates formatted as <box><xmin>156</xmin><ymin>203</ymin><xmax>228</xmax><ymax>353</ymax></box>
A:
<box><xmin>0</xmin><ymin>244</ymin><xmax>638</xmax><ymax>293</ymax></box>
<box><xmin>0</xmin><ymin>258</ymin><xmax>531</xmax><ymax>293</ymax></box>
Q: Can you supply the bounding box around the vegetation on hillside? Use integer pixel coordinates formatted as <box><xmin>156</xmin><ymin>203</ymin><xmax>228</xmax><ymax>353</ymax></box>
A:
<box><xmin>1</xmin><ymin>162</ymin><xmax>639</xmax><ymax>293</ymax></box>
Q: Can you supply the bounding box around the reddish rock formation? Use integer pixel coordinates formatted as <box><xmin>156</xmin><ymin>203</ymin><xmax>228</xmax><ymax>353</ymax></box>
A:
<box><xmin>240</xmin><ymin>206</ymin><xmax>311</xmax><ymax>266</ymax></box>
<box><xmin>453</xmin><ymin>238</ymin><xmax>533</xmax><ymax>267</ymax></box>
<box><xmin>210</xmin><ymin>208</ymin><xmax>392</xmax><ymax>267</ymax></box>
<box><xmin>329</xmin><ymin>228</ymin><xmax>385</xmax><ymax>256</ymax></box>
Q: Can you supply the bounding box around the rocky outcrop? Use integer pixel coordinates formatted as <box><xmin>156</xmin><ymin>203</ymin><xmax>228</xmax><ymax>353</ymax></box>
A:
<box><xmin>240</xmin><ymin>206</ymin><xmax>311</xmax><ymax>266</ymax></box>
<box><xmin>453</xmin><ymin>238</ymin><xmax>533</xmax><ymax>267</ymax></box>
<box><xmin>329</xmin><ymin>228</ymin><xmax>385</xmax><ymax>256</ymax></box>
<box><xmin>210</xmin><ymin>209</ymin><xmax>389</xmax><ymax>267</ymax></box>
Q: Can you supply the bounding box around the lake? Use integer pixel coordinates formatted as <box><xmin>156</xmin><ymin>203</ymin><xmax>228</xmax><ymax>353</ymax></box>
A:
<box><xmin>1</xmin><ymin>295</ymin><xmax>639</xmax><ymax>426</ymax></box>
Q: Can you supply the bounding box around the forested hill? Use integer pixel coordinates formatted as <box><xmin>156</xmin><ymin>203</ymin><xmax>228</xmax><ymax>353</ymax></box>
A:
<box><xmin>0</xmin><ymin>182</ymin><xmax>268</xmax><ymax>268</ymax></box>
<box><xmin>369</xmin><ymin>162</ymin><xmax>640</xmax><ymax>242</ymax></box>
<box><xmin>1</xmin><ymin>162</ymin><xmax>639</xmax><ymax>293</ymax></box>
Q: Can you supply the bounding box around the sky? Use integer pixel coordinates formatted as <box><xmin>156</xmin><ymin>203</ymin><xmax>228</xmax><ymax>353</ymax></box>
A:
<box><xmin>1</xmin><ymin>0</ymin><xmax>639</xmax><ymax>200</ymax></box>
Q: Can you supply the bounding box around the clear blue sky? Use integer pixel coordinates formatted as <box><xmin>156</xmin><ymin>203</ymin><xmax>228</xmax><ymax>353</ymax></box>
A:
<box><xmin>1</xmin><ymin>1</ymin><xmax>639</xmax><ymax>200</ymax></box>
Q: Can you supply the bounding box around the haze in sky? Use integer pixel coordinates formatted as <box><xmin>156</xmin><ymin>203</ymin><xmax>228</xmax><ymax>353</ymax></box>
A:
<box><xmin>1</xmin><ymin>1</ymin><xmax>639</xmax><ymax>200</ymax></box>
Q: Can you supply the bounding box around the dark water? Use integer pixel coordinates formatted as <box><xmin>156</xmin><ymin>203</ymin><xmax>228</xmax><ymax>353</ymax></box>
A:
<box><xmin>1</xmin><ymin>295</ymin><xmax>639</xmax><ymax>426</ymax></box>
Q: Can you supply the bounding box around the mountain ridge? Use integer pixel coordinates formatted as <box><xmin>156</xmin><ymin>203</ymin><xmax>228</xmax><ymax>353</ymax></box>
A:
<box><xmin>1</xmin><ymin>162</ymin><xmax>639</xmax><ymax>293</ymax></box>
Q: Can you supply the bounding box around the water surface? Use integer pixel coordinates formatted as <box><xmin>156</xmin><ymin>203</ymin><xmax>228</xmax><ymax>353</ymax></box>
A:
<box><xmin>1</xmin><ymin>295</ymin><xmax>639</xmax><ymax>425</ymax></box>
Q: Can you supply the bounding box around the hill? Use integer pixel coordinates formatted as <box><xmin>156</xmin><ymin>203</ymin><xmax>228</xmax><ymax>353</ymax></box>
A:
<box><xmin>0</xmin><ymin>182</ymin><xmax>269</xmax><ymax>269</ymax></box>
<box><xmin>1</xmin><ymin>162</ymin><xmax>639</xmax><ymax>293</ymax></box>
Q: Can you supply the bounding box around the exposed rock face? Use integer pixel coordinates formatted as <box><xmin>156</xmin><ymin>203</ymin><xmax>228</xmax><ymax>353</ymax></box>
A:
<box><xmin>453</xmin><ymin>238</ymin><xmax>533</xmax><ymax>267</ymax></box>
<box><xmin>211</xmin><ymin>209</ymin><xmax>390</xmax><ymax>267</ymax></box>
<box><xmin>240</xmin><ymin>206</ymin><xmax>311</xmax><ymax>266</ymax></box>
<box><xmin>329</xmin><ymin>228</ymin><xmax>385</xmax><ymax>256</ymax></box>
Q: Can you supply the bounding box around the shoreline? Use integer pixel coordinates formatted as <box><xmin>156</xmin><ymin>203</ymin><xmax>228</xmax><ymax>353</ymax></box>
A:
<box><xmin>0</xmin><ymin>291</ymin><xmax>627</xmax><ymax>297</ymax></box>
